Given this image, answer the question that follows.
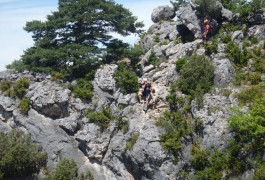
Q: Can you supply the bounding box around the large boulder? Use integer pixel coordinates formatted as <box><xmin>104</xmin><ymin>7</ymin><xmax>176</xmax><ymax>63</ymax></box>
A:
<box><xmin>221</xmin><ymin>7</ymin><xmax>233</xmax><ymax>21</ymax></box>
<box><xmin>176</xmin><ymin>5</ymin><xmax>202</xmax><ymax>39</ymax></box>
<box><xmin>213</xmin><ymin>58</ymin><xmax>235</xmax><ymax>85</ymax></box>
<box><xmin>191</xmin><ymin>89</ymin><xmax>237</xmax><ymax>150</ymax></box>
<box><xmin>26</xmin><ymin>80</ymin><xmax>71</xmax><ymax>119</ymax></box>
<box><xmin>94</xmin><ymin>64</ymin><xmax>118</xmax><ymax>92</ymax></box>
<box><xmin>248</xmin><ymin>24</ymin><xmax>265</xmax><ymax>39</ymax></box>
<box><xmin>151</xmin><ymin>6</ymin><xmax>175</xmax><ymax>23</ymax></box>
<box><xmin>248</xmin><ymin>8</ymin><xmax>265</xmax><ymax>25</ymax></box>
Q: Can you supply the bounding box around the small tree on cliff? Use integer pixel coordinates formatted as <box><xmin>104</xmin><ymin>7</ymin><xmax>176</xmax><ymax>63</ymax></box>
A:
<box><xmin>170</xmin><ymin>0</ymin><xmax>190</xmax><ymax>11</ymax></box>
<box><xmin>17</xmin><ymin>0</ymin><xmax>143</xmax><ymax>79</ymax></box>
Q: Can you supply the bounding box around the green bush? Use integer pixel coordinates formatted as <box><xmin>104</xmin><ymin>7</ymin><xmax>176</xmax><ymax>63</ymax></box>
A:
<box><xmin>177</xmin><ymin>54</ymin><xmax>215</xmax><ymax>98</ymax></box>
<box><xmin>254</xmin><ymin>164</ymin><xmax>265</xmax><ymax>180</ymax></box>
<box><xmin>12</xmin><ymin>77</ymin><xmax>30</xmax><ymax>98</ymax></box>
<box><xmin>0</xmin><ymin>130</ymin><xmax>47</xmax><ymax>179</ymax></box>
<box><xmin>190</xmin><ymin>146</ymin><xmax>209</xmax><ymax>171</ymax></box>
<box><xmin>194</xmin><ymin>0</ymin><xmax>219</xmax><ymax>18</ymax></box>
<box><xmin>86</xmin><ymin>108</ymin><xmax>114</xmax><ymax>132</ymax></box>
<box><xmin>126</xmin><ymin>134</ymin><xmax>139</xmax><ymax>150</ymax></box>
<box><xmin>175</xmin><ymin>57</ymin><xmax>188</xmax><ymax>72</ymax></box>
<box><xmin>236</xmin><ymin>84</ymin><xmax>265</xmax><ymax>104</ymax></box>
<box><xmin>48</xmin><ymin>159</ymin><xmax>78</xmax><ymax>180</ymax></box>
<box><xmin>19</xmin><ymin>97</ymin><xmax>31</xmax><ymax>113</ymax></box>
<box><xmin>114</xmin><ymin>64</ymin><xmax>138</xmax><ymax>94</ymax></box>
<box><xmin>0</xmin><ymin>78</ymin><xmax>30</xmax><ymax>99</ymax></box>
<box><xmin>51</xmin><ymin>72</ymin><xmax>65</xmax><ymax>81</ymax></box>
<box><xmin>226</xmin><ymin>41</ymin><xmax>249</xmax><ymax>66</ymax></box>
<box><xmin>68</xmin><ymin>79</ymin><xmax>93</xmax><ymax>101</ymax></box>
<box><xmin>149</xmin><ymin>50</ymin><xmax>163</xmax><ymax>67</ymax></box>
<box><xmin>153</xmin><ymin>35</ymin><xmax>160</xmax><ymax>43</ymax></box>
<box><xmin>204</xmin><ymin>39</ymin><xmax>218</xmax><ymax>55</ymax></box>
<box><xmin>0</xmin><ymin>80</ymin><xmax>11</xmax><ymax>92</ymax></box>
<box><xmin>217</xmin><ymin>33</ymin><xmax>232</xmax><ymax>44</ymax></box>
<box><xmin>156</xmin><ymin>110</ymin><xmax>192</xmax><ymax>158</ymax></box>
<box><xmin>114</xmin><ymin>116</ymin><xmax>129</xmax><ymax>134</ymax></box>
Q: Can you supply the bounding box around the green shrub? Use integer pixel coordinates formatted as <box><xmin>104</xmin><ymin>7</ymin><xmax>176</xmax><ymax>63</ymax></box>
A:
<box><xmin>86</xmin><ymin>108</ymin><xmax>114</xmax><ymax>132</ymax></box>
<box><xmin>153</xmin><ymin>35</ymin><xmax>160</xmax><ymax>43</ymax></box>
<box><xmin>254</xmin><ymin>164</ymin><xmax>265</xmax><ymax>180</ymax></box>
<box><xmin>251</xmin><ymin>36</ymin><xmax>259</xmax><ymax>44</ymax></box>
<box><xmin>0</xmin><ymin>80</ymin><xmax>11</xmax><ymax>92</ymax></box>
<box><xmin>194</xmin><ymin>0</ymin><xmax>220</xmax><ymax>18</ymax></box>
<box><xmin>226</xmin><ymin>41</ymin><xmax>248</xmax><ymax>66</ymax></box>
<box><xmin>149</xmin><ymin>50</ymin><xmax>163</xmax><ymax>67</ymax></box>
<box><xmin>175</xmin><ymin>57</ymin><xmax>188</xmax><ymax>72</ymax></box>
<box><xmin>162</xmin><ymin>40</ymin><xmax>169</xmax><ymax>45</ymax></box>
<box><xmin>114</xmin><ymin>64</ymin><xmax>138</xmax><ymax>94</ymax></box>
<box><xmin>126</xmin><ymin>133</ymin><xmax>139</xmax><ymax>150</ymax></box>
<box><xmin>48</xmin><ymin>159</ymin><xmax>78</xmax><ymax>180</ymax></box>
<box><xmin>177</xmin><ymin>54</ymin><xmax>215</xmax><ymax>98</ymax></box>
<box><xmin>204</xmin><ymin>39</ymin><xmax>218</xmax><ymax>55</ymax></box>
<box><xmin>190</xmin><ymin>146</ymin><xmax>209</xmax><ymax>171</ymax></box>
<box><xmin>174</xmin><ymin>37</ymin><xmax>182</xmax><ymax>45</ymax></box>
<box><xmin>156</xmin><ymin>110</ymin><xmax>192</xmax><ymax>158</ymax></box>
<box><xmin>68</xmin><ymin>79</ymin><xmax>93</xmax><ymax>101</ymax></box>
<box><xmin>0</xmin><ymin>78</ymin><xmax>30</xmax><ymax>99</ymax></box>
<box><xmin>236</xmin><ymin>84</ymin><xmax>265</xmax><ymax>104</ymax></box>
<box><xmin>114</xmin><ymin>116</ymin><xmax>129</xmax><ymax>134</ymax></box>
<box><xmin>12</xmin><ymin>77</ymin><xmax>30</xmax><ymax>98</ymax></box>
<box><xmin>51</xmin><ymin>72</ymin><xmax>65</xmax><ymax>81</ymax></box>
<box><xmin>19</xmin><ymin>97</ymin><xmax>31</xmax><ymax>113</ymax></box>
<box><xmin>247</xmin><ymin>72</ymin><xmax>262</xmax><ymax>85</ymax></box>
<box><xmin>0</xmin><ymin>130</ymin><xmax>47</xmax><ymax>179</ymax></box>
<box><xmin>217</xmin><ymin>33</ymin><xmax>232</xmax><ymax>43</ymax></box>
<box><xmin>6</xmin><ymin>59</ymin><xmax>28</xmax><ymax>72</ymax></box>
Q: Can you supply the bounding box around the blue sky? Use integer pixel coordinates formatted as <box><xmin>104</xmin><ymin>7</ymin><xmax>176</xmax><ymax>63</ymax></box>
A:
<box><xmin>0</xmin><ymin>0</ymin><xmax>171</xmax><ymax>71</ymax></box>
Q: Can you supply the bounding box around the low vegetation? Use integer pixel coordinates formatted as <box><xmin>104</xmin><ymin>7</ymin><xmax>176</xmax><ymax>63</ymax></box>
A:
<box><xmin>19</xmin><ymin>97</ymin><xmax>31</xmax><ymax>113</ymax></box>
<box><xmin>86</xmin><ymin>107</ymin><xmax>129</xmax><ymax>134</ymax></box>
<box><xmin>114</xmin><ymin>63</ymin><xmax>139</xmax><ymax>94</ymax></box>
<box><xmin>68</xmin><ymin>78</ymin><xmax>93</xmax><ymax>101</ymax></box>
<box><xmin>0</xmin><ymin>130</ymin><xmax>47</xmax><ymax>179</ymax></box>
<box><xmin>0</xmin><ymin>77</ymin><xmax>30</xmax><ymax>99</ymax></box>
<box><xmin>126</xmin><ymin>133</ymin><xmax>139</xmax><ymax>150</ymax></box>
<box><xmin>177</xmin><ymin>54</ymin><xmax>215</xmax><ymax>107</ymax></box>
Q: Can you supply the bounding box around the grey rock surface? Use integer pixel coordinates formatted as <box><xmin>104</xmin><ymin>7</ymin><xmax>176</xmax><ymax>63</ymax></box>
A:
<box><xmin>213</xmin><ymin>58</ymin><xmax>235</xmax><ymax>85</ymax></box>
<box><xmin>26</xmin><ymin>80</ymin><xmax>71</xmax><ymax>119</ymax></box>
<box><xmin>248</xmin><ymin>24</ymin><xmax>265</xmax><ymax>39</ymax></box>
<box><xmin>176</xmin><ymin>5</ymin><xmax>202</xmax><ymax>38</ymax></box>
<box><xmin>94</xmin><ymin>64</ymin><xmax>118</xmax><ymax>92</ymax></box>
<box><xmin>221</xmin><ymin>7</ymin><xmax>233</xmax><ymax>21</ymax></box>
<box><xmin>151</xmin><ymin>6</ymin><xmax>175</xmax><ymax>23</ymax></box>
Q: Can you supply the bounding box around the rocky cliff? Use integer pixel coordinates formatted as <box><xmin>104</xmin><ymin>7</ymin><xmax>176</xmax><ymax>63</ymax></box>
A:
<box><xmin>1</xmin><ymin>3</ymin><xmax>265</xmax><ymax>180</ymax></box>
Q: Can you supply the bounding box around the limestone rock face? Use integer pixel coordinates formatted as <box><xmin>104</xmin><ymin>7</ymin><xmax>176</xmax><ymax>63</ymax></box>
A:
<box><xmin>176</xmin><ymin>5</ymin><xmax>202</xmax><ymax>39</ymax></box>
<box><xmin>26</xmin><ymin>80</ymin><xmax>71</xmax><ymax>119</ymax></box>
<box><xmin>248</xmin><ymin>9</ymin><xmax>265</xmax><ymax>25</ymax></box>
<box><xmin>248</xmin><ymin>24</ymin><xmax>265</xmax><ymax>39</ymax></box>
<box><xmin>94</xmin><ymin>64</ymin><xmax>118</xmax><ymax>92</ymax></box>
<box><xmin>0</xmin><ymin>2</ymin><xmax>261</xmax><ymax>179</ymax></box>
<box><xmin>151</xmin><ymin>6</ymin><xmax>175</xmax><ymax>23</ymax></box>
<box><xmin>213</xmin><ymin>58</ymin><xmax>235</xmax><ymax>85</ymax></box>
<box><xmin>191</xmin><ymin>88</ymin><xmax>238</xmax><ymax>150</ymax></box>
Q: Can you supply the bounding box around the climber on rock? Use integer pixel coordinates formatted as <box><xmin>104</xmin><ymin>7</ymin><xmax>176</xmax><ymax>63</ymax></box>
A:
<box><xmin>202</xmin><ymin>18</ymin><xmax>211</xmax><ymax>43</ymax></box>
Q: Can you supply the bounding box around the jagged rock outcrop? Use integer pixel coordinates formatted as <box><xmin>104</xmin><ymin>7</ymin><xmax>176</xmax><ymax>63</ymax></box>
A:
<box><xmin>151</xmin><ymin>6</ymin><xmax>175</xmax><ymax>23</ymax></box>
<box><xmin>191</xmin><ymin>88</ymin><xmax>239</xmax><ymax>150</ymax></box>
<box><xmin>248</xmin><ymin>8</ymin><xmax>265</xmax><ymax>25</ymax></box>
<box><xmin>176</xmin><ymin>5</ymin><xmax>202</xmax><ymax>39</ymax></box>
<box><xmin>1</xmin><ymin>2</ymin><xmax>263</xmax><ymax>180</ymax></box>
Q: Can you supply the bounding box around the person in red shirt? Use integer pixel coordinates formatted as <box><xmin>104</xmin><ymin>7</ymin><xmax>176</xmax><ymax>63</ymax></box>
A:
<box><xmin>203</xmin><ymin>19</ymin><xmax>211</xmax><ymax>43</ymax></box>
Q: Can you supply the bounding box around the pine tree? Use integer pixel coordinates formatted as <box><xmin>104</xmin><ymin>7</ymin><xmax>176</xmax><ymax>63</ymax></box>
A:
<box><xmin>20</xmin><ymin>0</ymin><xmax>144</xmax><ymax>78</ymax></box>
